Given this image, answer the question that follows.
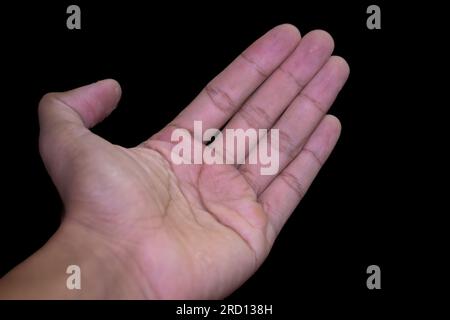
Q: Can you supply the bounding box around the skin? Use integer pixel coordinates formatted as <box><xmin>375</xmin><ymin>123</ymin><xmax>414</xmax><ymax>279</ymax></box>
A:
<box><xmin>0</xmin><ymin>24</ymin><xmax>349</xmax><ymax>299</ymax></box>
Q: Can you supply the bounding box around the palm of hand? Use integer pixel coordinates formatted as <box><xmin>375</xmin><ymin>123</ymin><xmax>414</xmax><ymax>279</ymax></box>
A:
<box><xmin>64</xmin><ymin>135</ymin><xmax>268</xmax><ymax>299</ymax></box>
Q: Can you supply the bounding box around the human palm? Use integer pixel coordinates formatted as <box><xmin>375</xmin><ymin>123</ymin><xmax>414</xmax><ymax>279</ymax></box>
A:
<box><xmin>38</xmin><ymin>25</ymin><xmax>349</xmax><ymax>299</ymax></box>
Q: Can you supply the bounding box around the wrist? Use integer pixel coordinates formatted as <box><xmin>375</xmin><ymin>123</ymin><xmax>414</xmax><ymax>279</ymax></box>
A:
<box><xmin>53</xmin><ymin>218</ymin><xmax>156</xmax><ymax>299</ymax></box>
<box><xmin>0</xmin><ymin>216</ymin><xmax>156</xmax><ymax>299</ymax></box>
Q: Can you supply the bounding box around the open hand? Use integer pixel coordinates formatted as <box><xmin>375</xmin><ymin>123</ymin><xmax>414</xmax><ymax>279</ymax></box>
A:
<box><xmin>0</xmin><ymin>24</ymin><xmax>349</xmax><ymax>299</ymax></box>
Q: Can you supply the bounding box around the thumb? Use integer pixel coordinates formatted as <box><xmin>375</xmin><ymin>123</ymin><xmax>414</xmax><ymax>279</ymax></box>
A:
<box><xmin>38</xmin><ymin>79</ymin><xmax>122</xmax><ymax>186</ymax></box>
<box><xmin>39</xmin><ymin>79</ymin><xmax>121</xmax><ymax>131</ymax></box>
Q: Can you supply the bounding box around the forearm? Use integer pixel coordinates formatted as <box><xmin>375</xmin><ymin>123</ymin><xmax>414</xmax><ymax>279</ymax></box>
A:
<box><xmin>0</xmin><ymin>219</ymin><xmax>151</xmax><ymax>299</ymax></box>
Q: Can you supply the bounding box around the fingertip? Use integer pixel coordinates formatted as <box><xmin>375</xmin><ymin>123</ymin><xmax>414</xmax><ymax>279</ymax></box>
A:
<box><xmin>305</xmin><ymin>29</ymin><xmax>335</xmax><ymax>53</ymax></box>
<box><xmin>324</xmin><ymin>114</ymin><xmax>342</xmax><ymax>138</ymax></box>
<box><xmin>329</xmin><ymin>56</ymin><xmax>350</xmax><ymax>79</ymax></box>
<box><xmin>264</xmin><ymin>24</ymin><xmax>301</xmax><ymax>52</ymax></box>
<box><xmin>275</xmin><ymin>23</ymin><xmax>302</xmax><ymax>40</ymax></box>
<box><xmin>97</xmin><ymin>79</ymin><xmax>122</xmax><ymax>98</ymax></box>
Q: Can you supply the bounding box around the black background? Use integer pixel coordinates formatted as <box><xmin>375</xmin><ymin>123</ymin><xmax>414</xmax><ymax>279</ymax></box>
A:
<box><xmin>0</xmin><ymin>0</ymin><xmax>432</xmax><ymax>314</ymax></box>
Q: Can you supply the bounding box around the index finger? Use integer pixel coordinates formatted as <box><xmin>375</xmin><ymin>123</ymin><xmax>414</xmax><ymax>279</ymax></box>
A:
<box><xmin>151</xmin><ymin>24</ymin><xmax>301</xmax><ymax>142</ymax></box>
